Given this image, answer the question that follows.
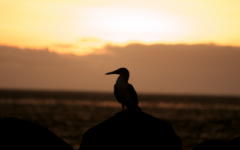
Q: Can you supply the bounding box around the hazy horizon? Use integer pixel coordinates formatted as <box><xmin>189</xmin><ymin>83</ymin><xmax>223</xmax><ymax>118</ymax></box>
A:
<box><xmin>1</xmin><ymin>43</ymin><xmax>240</xmax><ymax>96</ymax></box>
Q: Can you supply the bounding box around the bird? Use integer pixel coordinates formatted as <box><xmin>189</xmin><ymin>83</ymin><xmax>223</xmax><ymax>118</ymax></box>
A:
<box><xmin>105</xmin><ymin>68</ymin><xmax>141</xmax><ymax>111</ymax></box>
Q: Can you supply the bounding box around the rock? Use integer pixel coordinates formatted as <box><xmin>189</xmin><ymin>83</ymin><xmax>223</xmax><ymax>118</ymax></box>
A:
<box><xmin>226</xmin><ymin>137</ymin><xmax>240</xmax><ymax>150</ymax></box>
<box><xmin>0</xmin><ymin>117</ymin><xmax>73</xmax><ymax>150</ymax></box>
<box><xmin>192</xmin><ymin>140</ymin><xmax>225</xmax><ymax>150</ymax></box>
<box><xmin>79</xmin><ymin>110</ymin><xmax>182</xmax><ymax>150</ymax></box>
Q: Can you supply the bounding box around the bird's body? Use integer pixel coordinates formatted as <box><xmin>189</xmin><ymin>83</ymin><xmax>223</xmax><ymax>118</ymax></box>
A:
<box><xmin>106</xmin><ymin>68</ymin><xmax>140</xmax><ymax>111</ymax></box>
<box><xmin>115</xmin><ymin>76</ymin><xmax>138</xmax><ymax>110</ymax></box>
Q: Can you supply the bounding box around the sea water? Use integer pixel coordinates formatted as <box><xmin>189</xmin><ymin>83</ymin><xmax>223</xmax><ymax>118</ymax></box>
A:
<box><xmin>0</xmin><ymin>93</ymin><xmax>240</xmax><ymax>150</ymax></box>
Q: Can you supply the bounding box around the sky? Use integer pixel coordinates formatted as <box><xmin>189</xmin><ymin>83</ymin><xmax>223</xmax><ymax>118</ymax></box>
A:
<box><xmin>1</xmin><ymin>0</ymin><xmax>240</xmax><ymax>55</ymax></box>
<box><xmin>1</xmin><ymin>0</ymin><xmax>240</xmax><ymax>96</ymax></box>
<box><xmin>1</xmin><ymin>44</ymin><xmax>240</xmax><ymax>96</ymax></box>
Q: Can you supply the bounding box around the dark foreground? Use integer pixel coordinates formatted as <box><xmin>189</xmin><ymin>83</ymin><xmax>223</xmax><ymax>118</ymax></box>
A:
<box><xmin>0</xmin><ymin>89</ymin><xmax>240</xmax><ymax>150</ymax></box>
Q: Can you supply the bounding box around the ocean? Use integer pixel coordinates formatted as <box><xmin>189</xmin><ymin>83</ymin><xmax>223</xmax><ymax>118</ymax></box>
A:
<box><xmin>0</xmin><ymin>90</ymin><xmax>240</xmax><ymax>150</ymax></box>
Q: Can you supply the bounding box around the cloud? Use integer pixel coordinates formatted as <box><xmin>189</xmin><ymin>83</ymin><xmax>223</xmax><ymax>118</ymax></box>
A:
<box><xmin>53</xmin><ymin>44</ymin><xmax>76</xmax><ymax>48</ymax></box>
<box><xmin>0</xmin><ymin>43</ymin><xmax>240</xmax><ymax>96</ymax></box>
<box><xmin>48</xmin><ymin>38</ymin><xmax>106</xmax><ymax>55</ymax></box>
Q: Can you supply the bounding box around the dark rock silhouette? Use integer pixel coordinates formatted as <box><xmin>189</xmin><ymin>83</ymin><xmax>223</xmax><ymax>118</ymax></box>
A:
<box><xmin>79</xmin><ymin>110</ymin><xmax>182</xmax><ymax>150</ymax></box>
<box><xmin>226</xmin><ymin>137</ymin><xmax>240</xmax><ymax>150</ymax></box>
<box><xmin>192</xmin><ymin>140</ymin><xmax>225</xmax><ymax>150</ymax></box>
<box><xmin>0</xmin><ymin>117</ymin><xmax>73</xmax><ymax>150</ymax></box>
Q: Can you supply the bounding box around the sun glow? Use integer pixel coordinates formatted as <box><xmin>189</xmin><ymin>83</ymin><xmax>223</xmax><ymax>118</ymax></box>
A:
<box><xmin>1</xmin><ymin>0</ymin><xmax>240</xmax><ymax>55</ymax></box>
<box><xmin>80</xmin><ymin>7</ymin><xmax>191</xmax><ymax>43</ymax></box>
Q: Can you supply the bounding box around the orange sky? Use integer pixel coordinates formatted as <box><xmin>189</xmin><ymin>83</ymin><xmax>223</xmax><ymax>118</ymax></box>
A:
<box><xmin>1</xmin><ymin>44</ymin><xmax>240</xmax><ymax>96</ymax></box>
<box><xmin>1</xmin><ymin>0</ymin><xmax>240</xmax><ymax>55</ymax></box>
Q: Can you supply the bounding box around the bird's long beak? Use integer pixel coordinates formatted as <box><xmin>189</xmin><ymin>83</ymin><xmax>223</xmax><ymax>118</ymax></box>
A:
<box><xmin>105</xmin><ymin>70</ymin><xmax>119</xmax><ymax>75</ymax></box>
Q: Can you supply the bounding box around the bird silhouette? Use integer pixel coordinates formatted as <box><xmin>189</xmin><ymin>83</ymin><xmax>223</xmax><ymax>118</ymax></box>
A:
<box><xmin>105</xmin><ymin>68</ymin><xmax>141</xmax><ymax>111</ymax></box>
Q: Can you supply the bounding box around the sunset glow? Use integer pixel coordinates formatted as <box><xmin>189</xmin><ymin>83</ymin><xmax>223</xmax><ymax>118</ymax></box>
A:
<box><xmin>80</xmin><ymin>7</ymin><xmax>191</xmax><ymax>42</ymax></box>
<box><xmin>1</xmin><ymin>0</ymin><xmax>240</xmax><ymax>55</ymax></box>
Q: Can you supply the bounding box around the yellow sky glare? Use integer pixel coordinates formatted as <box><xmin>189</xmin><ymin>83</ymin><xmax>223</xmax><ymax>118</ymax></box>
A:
<box><xmin>1</xmin><ymin>0</ymin><xmax>240</xmax><ymax>55</ymax></box>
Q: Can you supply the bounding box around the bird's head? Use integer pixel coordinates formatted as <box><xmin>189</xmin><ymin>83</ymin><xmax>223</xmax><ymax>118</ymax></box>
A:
<box><xmin>105</xmin><ymin>68</ymin><xmax>129</xmax><ymax>82</ymax></box>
